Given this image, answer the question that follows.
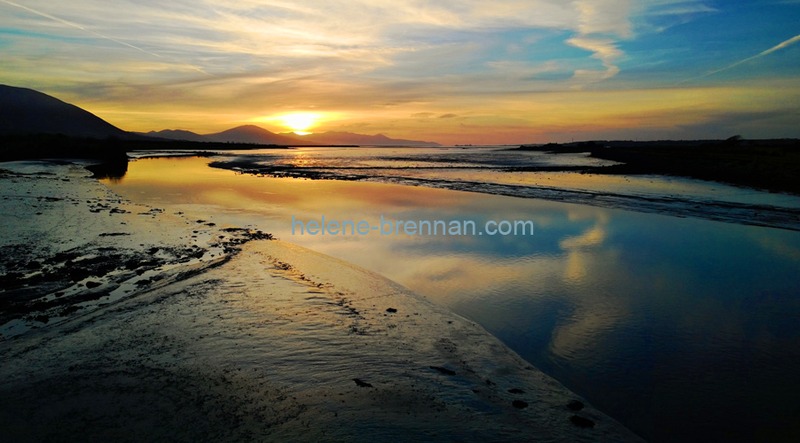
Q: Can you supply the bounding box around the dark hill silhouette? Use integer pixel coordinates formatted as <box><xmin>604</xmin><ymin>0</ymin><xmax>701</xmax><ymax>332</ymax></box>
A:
<box><xmin>144</xmin><ymin>129</ymin><xmax>208</xmax><ymax>142</ymax></box>
<box><xmin>300</xmin><ymin>131</ymin><xmax>440</xmax><ymax>147</ymax></box>
<box><xmin>0</xmin><ymin>84</ymin><xmax>129</xmax><ymax>139</ymax></box>
<box><xmin>204</xmin><ymin>125</ymin><xmax>309</xmax><ymax>145</ymax></box>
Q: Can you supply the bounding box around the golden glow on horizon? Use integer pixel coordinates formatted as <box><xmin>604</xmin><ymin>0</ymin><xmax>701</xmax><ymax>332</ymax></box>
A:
<box><xmin>246</xmin><ymin>112</ymin><xmax>332</xmax><ymax>136</ymax></box>
<box><xmin>85</xmin><ymin>82</ymin><xmax>799</xmax><ymax>145</ymax></box>
<box><xmin>278</xmin><ymin>112</ymin><xmax>321</xmax><ymax>135</ymax></box>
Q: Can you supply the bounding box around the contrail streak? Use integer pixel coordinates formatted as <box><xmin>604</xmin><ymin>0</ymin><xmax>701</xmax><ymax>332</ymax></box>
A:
<box><xmin>679</xmin><ymin>34</ymin><xmax>800</xmax><ymax>84</ymax></box>
<box><xmin>1</xmin><ymin>0</ymin><xmax>162</xmax><ymax>58</ymax></box>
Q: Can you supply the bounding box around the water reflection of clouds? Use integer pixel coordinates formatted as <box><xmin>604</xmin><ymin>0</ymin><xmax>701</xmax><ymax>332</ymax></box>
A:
<box><xmin>548</xmin><ymin>209</ymin><xmax>630</xmax><ymax>364</ymax></box>
<box><xmin>307</xmin><ymin>200</ymin><xmax>634</xmax><ymax>370</ymax></box>
<box><xmin>560</xmin><ymin>225</ymin><xmax>606</xmax><ymax>250</ymax></box>
<box><xmin>559</xmin><ymin>210</ymin><xmax>609</xmax><ymax>282</ymax></box>
<box><xmin>751</xmin><ymin>232</ymin><xmax>800</xmax><ymax>262</ymax></box>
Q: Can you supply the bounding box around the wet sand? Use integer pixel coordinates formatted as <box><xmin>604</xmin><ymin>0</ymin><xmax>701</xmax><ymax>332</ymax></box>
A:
<box><xmin>0</xmin><ymin>161</ymin><xmax>269</xmax><ymax>338</ymax></box>
<box><xmin>0</xmin><ymin>161</ymin><xmax>642</xmax><ymax>441</ymax></box>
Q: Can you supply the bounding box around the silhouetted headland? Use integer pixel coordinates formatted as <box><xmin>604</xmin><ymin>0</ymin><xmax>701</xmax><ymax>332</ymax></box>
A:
<box><xmin>517</xmin><ymin>138</ymin><xmax>800</xmax><ymax>194</ymax></box>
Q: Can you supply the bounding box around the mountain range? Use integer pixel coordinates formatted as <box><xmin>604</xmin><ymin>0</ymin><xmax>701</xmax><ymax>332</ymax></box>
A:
<box><xmin>145</xmin><ymin>127</ymin><xmax>440</xmax><ymax>147</ymax></box>
<box><xmin>0</xmin><ymin>84</ymin><xmax>439</xmax><ymax>147</ymax></box>
<box><xmin>298</xmin><ymin>131</ymin><xmax>440</xmax><ymax>147</ymax></box>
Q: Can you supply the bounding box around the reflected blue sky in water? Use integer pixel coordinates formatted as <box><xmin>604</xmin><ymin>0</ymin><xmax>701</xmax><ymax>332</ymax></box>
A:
<box><xmin>106</xmin><ymin>156</ymin><xmax>800</xmax><ymax>441</ymax></box>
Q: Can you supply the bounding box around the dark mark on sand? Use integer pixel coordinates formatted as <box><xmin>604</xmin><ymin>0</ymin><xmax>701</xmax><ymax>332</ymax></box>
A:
<box><xmin>567</xmin><ymin>400</ymin><xmax>585</xmax><ymax>411</ymax></box>
<box><xmin>570</xmin><ymin>415</ymin><xmax>595</xmax><ymax>428</ymax></box>
<box><xmin>429</xmin><ymin>366</ymin><xmax>456</xmax><ymax>376</ymax></box>
<box><xmin>353</xmin><ymin>378</ymin><xmax>373</xmax><ymax>388</ymax></box>
<box><xmin>512</xmin><ymin>400</ymin><xmax>528</xmax><ymax>409</ymax></box>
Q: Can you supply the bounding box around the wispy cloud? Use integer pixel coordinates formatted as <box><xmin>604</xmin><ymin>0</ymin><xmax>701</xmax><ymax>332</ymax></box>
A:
<box><xmin>566</xmin><ymin>36</ymin><xmax>623</xmax><ymax>83</ymax></box>
<box><xmin>566</xmin><ymin>0</ymin><xmax>634</xmax><ymax>85</ymax></box>
<box><xmin>638</xmin><ymin>0</ymin><xmax>717</xmax><ymax>33</ymax></box>
<box><xmin>574</xmin><ymin>0</ymin><xmax>634</xmax><ymax>37</ymax></box>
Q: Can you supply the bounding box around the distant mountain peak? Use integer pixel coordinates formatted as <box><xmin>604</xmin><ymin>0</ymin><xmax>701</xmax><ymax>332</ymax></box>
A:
<box><xmin>145</xmin><ymin>129</ymin><xmax>206</xmax><ymax>142</ymax></box>
<box><xmin>204</xmin><ymin>125</ymin><xmax>309</xmax><ymax>145</ymax></box>
<box><xmin>226</xmin><ymin>124</ymin><xmax>269</xmax><ymax>132</ymax></box>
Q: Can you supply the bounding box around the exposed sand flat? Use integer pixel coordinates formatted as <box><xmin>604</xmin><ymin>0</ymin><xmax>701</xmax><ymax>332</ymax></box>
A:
<box><xmin>0</xmin><ymin>161</ymin><xmax>269</xmax><ymax>338</ymax></box>
<box><xmin>0</xmin><ymin>161</ymin><xmax>642</xmax><ymax>441</ymax></box>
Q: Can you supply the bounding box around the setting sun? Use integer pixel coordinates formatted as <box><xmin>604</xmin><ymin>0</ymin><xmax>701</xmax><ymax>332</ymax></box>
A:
<box><xmin>279</xmin><ymin>112</ymin><xmax>319</xmax><ymax>135</ymax></box>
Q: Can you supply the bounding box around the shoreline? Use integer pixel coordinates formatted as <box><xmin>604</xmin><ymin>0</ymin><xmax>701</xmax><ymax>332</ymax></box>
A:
<box><xmin>208</xmin><ymin>155</ymin><xmax>800</xmax><ymax>232</ymax></box>
<box><xmin>517</xmin><ymin>139</ymin><xmax>800</xmax><ymax>195</ymax></box>
<box><xmin>0</xmin><ymin>160</ymin><xmax>643</xmax><ymax>441</ymax></box>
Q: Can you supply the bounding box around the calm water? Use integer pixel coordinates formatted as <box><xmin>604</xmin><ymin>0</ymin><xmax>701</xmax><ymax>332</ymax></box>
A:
<box><xmin>106</xmin><ymin>149</ymin><xmax>800</xmax><ymax>442</ymax></box>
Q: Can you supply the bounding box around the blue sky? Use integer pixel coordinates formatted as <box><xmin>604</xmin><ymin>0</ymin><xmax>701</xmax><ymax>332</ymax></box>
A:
<box><xmin>1</xmin><ymin>0</ymin><xmax>798</xmax><ymax>144</ymax></box>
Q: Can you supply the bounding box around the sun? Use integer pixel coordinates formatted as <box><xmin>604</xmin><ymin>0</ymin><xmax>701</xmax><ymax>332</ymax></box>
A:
<box><xmin>251</xmin><ymin>111</ymin><xmax>331</xmax><ymax>135</ymax></box>
<box><xmin>279</xmin><ymin>112</ymin><xmax>319</xmax><ymax>135</ymax></box>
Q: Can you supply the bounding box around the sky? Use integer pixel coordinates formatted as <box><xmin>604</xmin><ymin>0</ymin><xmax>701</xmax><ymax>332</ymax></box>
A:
<box><xmin>1</xmin><ymin>0</ymin><xmax>798</xmax><ymax>144</ymax></box>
